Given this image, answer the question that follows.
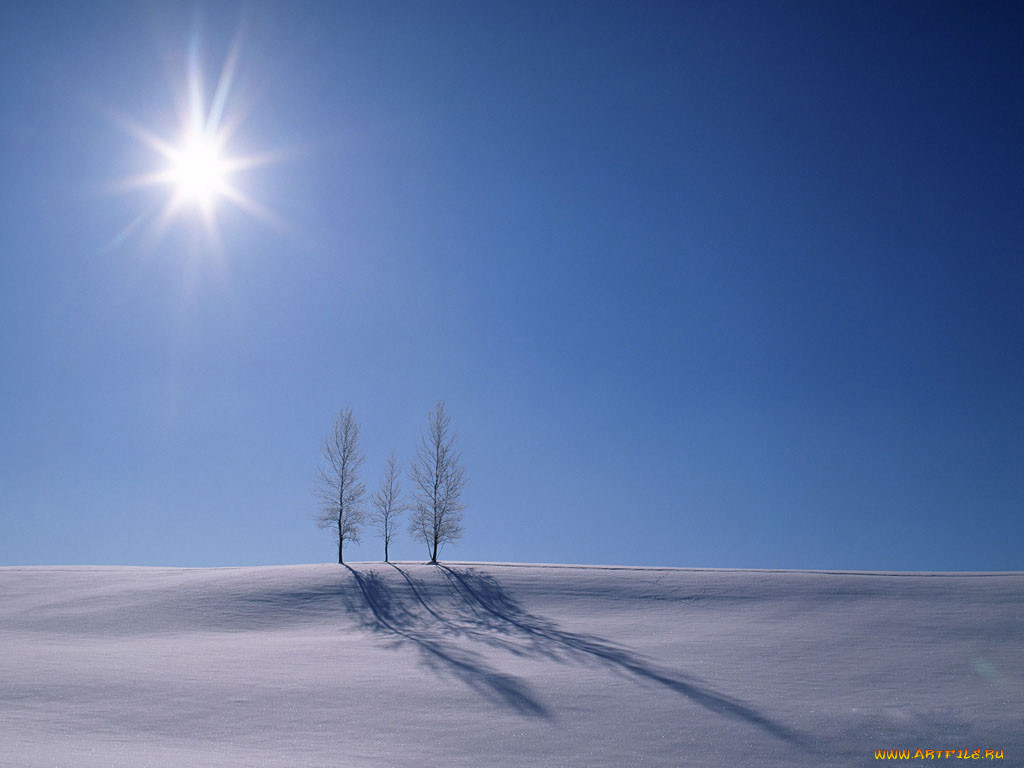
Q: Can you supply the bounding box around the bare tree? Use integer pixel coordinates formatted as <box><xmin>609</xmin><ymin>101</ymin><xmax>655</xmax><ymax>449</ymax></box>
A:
<box><xmin>370</xmin><ymin>453</ymin><xmax>405</xmax><ymax>563</ymax></box>
<box><xmin>314</xmin><ymin>408</ymin><xmax>366</xmax><ymax>564</ymax></box>
<box><xmin>409</xmin><ymin>401</ymin><xmax>467</xmax><ymax>563</ymax></box>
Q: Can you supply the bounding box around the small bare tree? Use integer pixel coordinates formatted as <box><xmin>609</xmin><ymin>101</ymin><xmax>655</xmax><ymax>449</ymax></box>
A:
<box><xmin>314</xmin><ymin>408</ymin><xmax>366</xmax><ymax>564</ymax></box>
<box><xmin>409</xmin><ymin>401</ymin><xmax>466</xmax><ymax>563</ymax></box>
<box><xmin>370</xmin><ymin>453</ymin><xmax>405</xmax><ymax>563</ymax></box>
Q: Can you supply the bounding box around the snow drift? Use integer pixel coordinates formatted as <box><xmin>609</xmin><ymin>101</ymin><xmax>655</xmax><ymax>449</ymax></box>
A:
<box><xmin>2</xmin><ymin>563</ymin><xmax>1021</xmax><ymax>767</ymax></box>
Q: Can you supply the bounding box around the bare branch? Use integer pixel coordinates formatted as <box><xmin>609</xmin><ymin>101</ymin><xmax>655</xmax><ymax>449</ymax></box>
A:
<box><xmin>408</xmin><ymin>401</ymin><xmax>466</xmax><ymax>563</ymax></box>
<box><xmin>370</xmin><ymin>453</ymin><xmax>406</xmax><ymax>562</ymax></box>
<box><xmin>312</xmin><ymin>407</ymin><xmax>366</xmax><ymax>564</ymax></box>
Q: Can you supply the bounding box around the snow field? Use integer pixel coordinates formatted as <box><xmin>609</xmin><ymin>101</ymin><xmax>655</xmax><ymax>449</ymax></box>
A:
<box><xmin>2</xmin><ymin>563</ymin><xmax>1021</xmax><ymax>767</ymax></box>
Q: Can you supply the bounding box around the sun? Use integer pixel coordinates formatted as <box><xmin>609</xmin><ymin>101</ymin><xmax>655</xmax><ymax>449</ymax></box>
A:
<box><xmin>168</xmin><ymin>130</ymin><xmax>229</xmax><ymax>211</ymax></box>
<box><xmin>110</xmin><ymin>35</ymin><xmax>283</xmax><ymax>245</ymax></box>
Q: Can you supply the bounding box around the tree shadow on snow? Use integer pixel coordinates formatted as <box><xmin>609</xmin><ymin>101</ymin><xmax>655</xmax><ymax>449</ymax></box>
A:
<box><xmin>341</xmin><ymin>564</ymin><xmax>809</xmax><ymax>746</ymax></box>
<box><xmin>342</xmin><ymin>565</ymin><xmax>550</xmax><ymax>718</ymax></box>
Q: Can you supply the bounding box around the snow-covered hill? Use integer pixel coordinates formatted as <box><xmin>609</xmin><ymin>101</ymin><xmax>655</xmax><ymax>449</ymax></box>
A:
<box><xmin>2</xmin><ymin>563</ymin><xmax>1020</xmax><ymax>767</ymax></box>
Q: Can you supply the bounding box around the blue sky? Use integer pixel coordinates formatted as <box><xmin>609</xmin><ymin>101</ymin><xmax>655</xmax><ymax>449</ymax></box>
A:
<box><xmin>1</xmin><ymin>1</ymin><xmax>1021</xmax><ymax>570</ymax></box>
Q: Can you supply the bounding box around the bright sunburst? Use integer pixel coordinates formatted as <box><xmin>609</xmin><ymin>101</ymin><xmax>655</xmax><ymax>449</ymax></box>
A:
<box><xmin>168</xmin><ymin>129</ymin><xmax>229</xmax><ymax>211</ymax></box>
<box><xmin>111</xmin><ymin>35</ymin><xmax>281</xmax><ymax>244</ymax></box>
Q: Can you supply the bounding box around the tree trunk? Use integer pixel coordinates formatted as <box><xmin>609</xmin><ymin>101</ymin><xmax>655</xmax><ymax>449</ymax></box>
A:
<box><xmin>384</xmin><ymin>539</ymin><xmax>389</xmax><ymax>563</ymax></box>
<box><xmin>338</xmin><ymin>536</ymin><xmax>343</xmax><ymax>565</ymax></box>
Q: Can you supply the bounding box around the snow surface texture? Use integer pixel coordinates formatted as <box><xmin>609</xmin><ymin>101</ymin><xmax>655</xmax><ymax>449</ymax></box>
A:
<box><xmin>2</xmin><ymin>563</ymin><xmax>1021</xmax><ymax>767</ymax></box>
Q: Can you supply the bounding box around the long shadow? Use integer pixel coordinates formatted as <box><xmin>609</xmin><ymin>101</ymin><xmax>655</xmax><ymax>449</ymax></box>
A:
<box><xmin>342</xmin><ymin>563</ymin><xmax>809</xmax><ymax>746</ymax></box>
<box><xmin>435</xmin><ymin>564</ymin><xmax>809</xmax><ymax>747</ymax></box>
<box><xmin>387</xmin><ymin>562</ymin><xmax>461</xmax><ymax>631</ymax></box>
<box><xmin>342</xmin><ymin>565</ymin><xmax>550</xmax><ymax>719</ymax></box>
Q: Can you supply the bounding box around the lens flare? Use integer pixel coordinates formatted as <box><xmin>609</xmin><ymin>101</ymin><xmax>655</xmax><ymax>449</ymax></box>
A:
<box><xmin>109</xmin><ymin>31</ymin><xmax>284</xmax><ymax>247</ymax></box>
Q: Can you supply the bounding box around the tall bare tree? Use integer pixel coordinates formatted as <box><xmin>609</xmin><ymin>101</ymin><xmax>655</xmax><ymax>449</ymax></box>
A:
<box><xmin>409</xmin><ymin>401</ymin><xmax>466</xmax><ymax>563</ymax></box>
<box><xmin>314</xmin><ymin>408</ymin><xmax>366</xmax><ymax>564</ymax></box>
<box><xmin>370</xmin><ymin>453</ymin><xmax>405</xmax><ymax>563</ymax></box>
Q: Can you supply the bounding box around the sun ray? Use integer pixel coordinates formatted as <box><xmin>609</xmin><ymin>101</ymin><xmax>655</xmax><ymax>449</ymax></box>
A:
<box><xmin>206</xmin><ymin>37</ymin><xmax>240</xmax><ymax>136</ymax></box>
<box><xmin>109</xmin><ymin>30</ymin><xmax>283</xmax><ymax>247</ymax></box>
<box><xmin>218</xmin><ymin>184</ymin><xmax>287</xmax><ymax>232</ymax></box>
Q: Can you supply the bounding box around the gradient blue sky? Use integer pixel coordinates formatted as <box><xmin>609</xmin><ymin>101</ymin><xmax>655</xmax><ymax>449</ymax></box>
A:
<box><xmin>2</xmin><ymin>1</ymin><xmax>1021</xmax><ymax>570</ymax></box>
